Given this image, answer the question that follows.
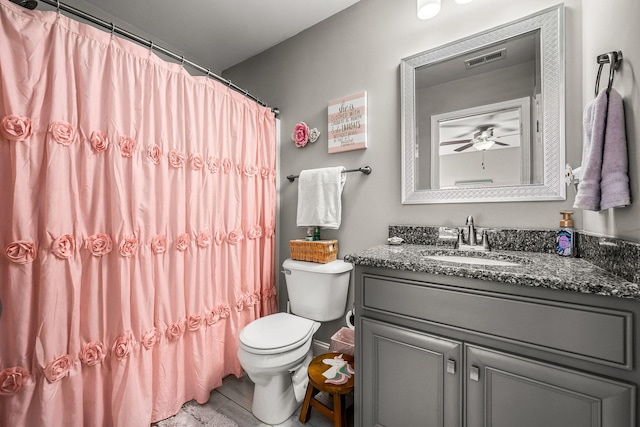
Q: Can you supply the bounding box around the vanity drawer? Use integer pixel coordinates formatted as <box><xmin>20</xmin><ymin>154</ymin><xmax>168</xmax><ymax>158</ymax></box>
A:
<box><xmin>362</xmin><ymin>274</ymin><xmax>633</xmax><ymax>369</ymax></box>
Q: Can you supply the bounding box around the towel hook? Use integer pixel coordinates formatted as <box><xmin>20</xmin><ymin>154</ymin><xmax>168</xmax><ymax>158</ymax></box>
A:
<box><xmin>595</xmin><ymin>51</ymin><xmax>623</xmax><ymax>97</ymax></box>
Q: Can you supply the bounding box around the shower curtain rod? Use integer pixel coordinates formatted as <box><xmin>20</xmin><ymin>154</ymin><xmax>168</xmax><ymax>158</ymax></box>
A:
<box><xmin>12</xmin><ymin>0</ymin><xmax>278</xmax><ymax>115</ymax></box>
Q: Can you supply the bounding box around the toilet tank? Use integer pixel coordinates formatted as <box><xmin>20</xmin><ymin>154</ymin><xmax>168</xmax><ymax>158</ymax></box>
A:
<box><xmin>282</xmin><ymin>258</ymin><xmax>352</xmax><ymax>322</ymax></box>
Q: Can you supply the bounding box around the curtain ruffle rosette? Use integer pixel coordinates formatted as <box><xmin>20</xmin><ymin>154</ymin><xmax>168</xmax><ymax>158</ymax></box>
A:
<box><xmin>0</xmin><ymin>1</ymin><xmax>277</xmax><ymax>425</ymax></box>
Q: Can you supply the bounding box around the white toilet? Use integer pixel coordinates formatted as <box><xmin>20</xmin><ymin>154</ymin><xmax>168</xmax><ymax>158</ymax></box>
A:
<box><xmin>237</xmin><ymin>258</ymin><xmax>352</xmax><ymax>425</ymax></box>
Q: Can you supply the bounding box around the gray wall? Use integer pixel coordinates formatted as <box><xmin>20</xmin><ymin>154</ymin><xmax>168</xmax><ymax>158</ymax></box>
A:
<box><xmin>224</xmin><ymin>0</ymin><xmax>640</xmax><ymax>342</ymax></box>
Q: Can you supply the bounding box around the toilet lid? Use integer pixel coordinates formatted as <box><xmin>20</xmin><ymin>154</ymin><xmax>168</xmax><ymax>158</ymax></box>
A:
<box><xmin>240</xmin><ymin>312</ymin><xmax>315</xmax><ymax>353</ymax></box>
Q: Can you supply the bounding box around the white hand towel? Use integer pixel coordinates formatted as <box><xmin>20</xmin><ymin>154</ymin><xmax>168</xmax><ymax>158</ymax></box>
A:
<box><xmin>600</xmin><ymin>89</ymin><xmax>631</xmax><ymax>210</ymax></box>
<box><xmin>574</xmin><ymin>90</ymin><xmax>608</xmax><ymax>211</ymax></box>
<box><xmin>296</xmin><ymin>166</ymin><xmax>346</xmax><ymax>229</ymax></box>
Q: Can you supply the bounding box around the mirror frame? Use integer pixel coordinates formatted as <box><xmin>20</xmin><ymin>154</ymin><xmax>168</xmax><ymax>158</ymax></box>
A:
<box><xmin>401</xmin><ymin>5</ymin><xmax>565</xmax><ymax>204</ymax></box>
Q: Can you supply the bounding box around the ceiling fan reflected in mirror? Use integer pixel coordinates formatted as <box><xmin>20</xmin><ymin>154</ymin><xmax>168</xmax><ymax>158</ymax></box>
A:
<box><xmin>440</xmin><ymin>125</ymin><xmax>518</xmax><ymax>152</ymax></box>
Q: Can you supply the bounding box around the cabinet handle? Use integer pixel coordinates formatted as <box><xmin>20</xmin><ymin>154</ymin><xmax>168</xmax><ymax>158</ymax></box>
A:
<box><xmin>469</xmin><ymin>365</ymin><xmax>480</xmax><ymax>382</ymax></box>
<box><xmin>446</xmin><ymin>359</ymin><xmax>456</xmax><ymax>374</ymax></box>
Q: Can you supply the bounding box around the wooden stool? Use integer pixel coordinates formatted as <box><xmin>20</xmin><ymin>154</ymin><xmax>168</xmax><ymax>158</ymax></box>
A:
<box><xmin>299</xmin><ymin>352</ymin><xmax>354</xmax><ymax>427</ymax></box>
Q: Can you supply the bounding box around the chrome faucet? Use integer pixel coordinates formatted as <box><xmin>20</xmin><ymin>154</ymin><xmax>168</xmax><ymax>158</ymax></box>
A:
<box><xmin>455</xmin><ymin>215</ymin><xmax>491</xmax><ymax>251</ymax></box>
<box><xmin>466</xmin><ymin>215</ymin><xmax>477</xmax><ymax>246</ymax></box>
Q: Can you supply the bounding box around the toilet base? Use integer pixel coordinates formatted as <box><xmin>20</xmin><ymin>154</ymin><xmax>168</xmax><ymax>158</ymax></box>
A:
<box><xmin>244</xmin><ymin>350</ymin><xmax>313</xmax><ymax>424</ymax></box>
<box><xmin>251</xmin><ymin>370</ymin><xmax>307</xmax><ymax>424</ymax></box>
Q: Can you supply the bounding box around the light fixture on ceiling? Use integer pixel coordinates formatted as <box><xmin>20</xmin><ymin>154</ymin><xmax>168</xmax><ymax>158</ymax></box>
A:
<box><xmin>417</xmin><ymin>0</ymin><xmax>441</xmax><ymax>20</ymax></box>
<box><xmin>473</xmin><ymin>139</ymin><xmax>495</xmax><ymax>151</ymax></box>
<box><xmin>417</xmin><ymin>0</ymin><xmax>471</xmax><ymax>20</ymax></box>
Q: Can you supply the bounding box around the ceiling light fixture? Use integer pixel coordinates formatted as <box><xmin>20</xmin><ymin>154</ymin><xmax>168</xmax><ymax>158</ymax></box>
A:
<box><xmin>417</xmin><ymin>0</ymin><xmax>441</xmax><ymax>20</ymax></box>
<box><xmin>417</xmin><ymin>0</ymin><xmax>471</xmax><ymax>20</ymax></box>
<box><xmin>473</xmin><ymin>139</ymin><xmax>495</xmax><ymax>151</ymax></box>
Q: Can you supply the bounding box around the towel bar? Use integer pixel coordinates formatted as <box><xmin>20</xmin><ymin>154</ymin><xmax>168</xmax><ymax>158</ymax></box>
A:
<box><xmin>287</xmin><ymin>166</ymin><xmax>372</xmax><ymax>182</ymax></box>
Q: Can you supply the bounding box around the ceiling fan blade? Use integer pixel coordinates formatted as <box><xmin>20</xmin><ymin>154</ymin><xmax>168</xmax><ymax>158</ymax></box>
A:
<box><xmin>440</xmin><ymin>139</ymin><xmax>471</xmax><ymax>146</ymax></box>
<box><xmin>454</xmin><ymin>143</ymin><xmax>474</xmax><ymax>152</ymax></box>
<box><xmin>494</xmin><ymin>132</ymin><xmax>520</xmax><ymax>138</ymax></box>
<box><xmin>494</xmin><ymin>141</ymin><xmax>510</xmax><ymax>146</ymax></box>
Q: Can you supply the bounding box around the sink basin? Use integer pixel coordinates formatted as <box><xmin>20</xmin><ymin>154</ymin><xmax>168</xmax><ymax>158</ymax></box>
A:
<box><xmin>424</xmin><ymin>255</ymin><xmax>521</xmax><ymax>267</ymax></box>
<box><xmin>419</xmin><ymin>249</ymin><xmax>529</xmax><ymax>267</ymax></box>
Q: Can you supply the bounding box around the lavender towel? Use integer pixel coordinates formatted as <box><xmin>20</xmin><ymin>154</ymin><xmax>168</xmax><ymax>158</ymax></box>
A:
<box><xmin>574</xmin><ymin>90</ymin><xmax>608</xmax><ymax>211</ymax></box>
<box><xmin>600</xmin><ymin>89</ymin><xmax>630</xmax><ymax>209</ymax></box>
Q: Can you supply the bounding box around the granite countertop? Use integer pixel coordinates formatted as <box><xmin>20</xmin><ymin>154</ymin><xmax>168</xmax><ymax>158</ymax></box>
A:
<box><xmin>344</xmin><ymin>244</ymin><xmax>640</xmax><ymax>302</ymax></box>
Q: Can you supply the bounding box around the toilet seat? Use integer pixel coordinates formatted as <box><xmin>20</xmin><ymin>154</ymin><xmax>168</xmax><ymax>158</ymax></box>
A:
<box><xmin>240</xmin><ymin>312</ymin><xmax>316</xmax><ymax>355</ymax></box>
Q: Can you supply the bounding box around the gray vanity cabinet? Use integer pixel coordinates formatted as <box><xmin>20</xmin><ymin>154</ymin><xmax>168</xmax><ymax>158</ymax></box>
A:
<box><xmin>360</xmin><ymin>318</ymin><xmax>461</xmax><ymax>427</ymax></box>
<box><xmin>465</xmin><ymin>345</ymin><xmax>634</xmax><ymax>427</ymax></box>
<box><xmin>354</xmin><ymin>266</ymin><xmax>637</xmax><ymax>427</ymax></box>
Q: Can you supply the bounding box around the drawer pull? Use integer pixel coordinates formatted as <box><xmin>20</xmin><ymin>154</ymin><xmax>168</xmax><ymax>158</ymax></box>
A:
<box><xmin>469</xmin><ymin>365</ymin><xmax>480</xmax><ymax>382</ymax></box>
<box><xmin>446</xmin><ymin>359</ymin><xmax>456</xmax><ymax>374</ymax></box>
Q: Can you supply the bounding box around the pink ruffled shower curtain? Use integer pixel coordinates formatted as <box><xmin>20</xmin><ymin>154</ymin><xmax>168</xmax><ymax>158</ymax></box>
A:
<box><xmin>0</xmin><ymin>1</ymin><xmax>277</xmax><ymax>425</ymax></box>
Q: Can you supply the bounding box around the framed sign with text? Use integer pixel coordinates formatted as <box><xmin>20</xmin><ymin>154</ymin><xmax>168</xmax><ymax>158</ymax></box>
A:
<box><xmin>328</xmin><ymin>91</ymin><xmax>367</xmax><ymax>154</ymax></box>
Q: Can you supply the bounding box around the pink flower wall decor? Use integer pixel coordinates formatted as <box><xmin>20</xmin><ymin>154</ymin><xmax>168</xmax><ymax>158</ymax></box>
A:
<box><xmin>1</xmin><ymin>115</ymin><xmax>32</xmax><ymax>142</ymax></box>
<box><xmin>0</xmin><ymin>367</ymin><xmax>30</xmax><ymax>395</ymax></box>
<box><xmin>291</xmin><ymin>122</ymin><xmax>320</xmax><ymax>148</ymax></box>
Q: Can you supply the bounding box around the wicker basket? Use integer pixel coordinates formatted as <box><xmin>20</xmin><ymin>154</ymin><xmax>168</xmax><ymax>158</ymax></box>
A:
<box><xmin>289</xmin><ymin>239</ymin><xmax>338</xmax><ymax>264</ymax></box>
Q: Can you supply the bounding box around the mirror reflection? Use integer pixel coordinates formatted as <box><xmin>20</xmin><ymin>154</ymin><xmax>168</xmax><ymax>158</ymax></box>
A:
<box><xmin>416</xmin><ymin>31</ymin><xmax>541</xmax><ymax>190</ymax></box>
<box><xmin>401</xmin><ymin>5</ymin><xmax>565</xmax><ymax>204</ymax></box>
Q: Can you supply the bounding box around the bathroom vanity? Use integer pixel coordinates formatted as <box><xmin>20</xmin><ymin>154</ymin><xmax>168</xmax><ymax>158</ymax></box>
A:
<box><xmin>347</xmin><ymin>244</ymin><xmax>639</xmax><ymax>427</ymax></box>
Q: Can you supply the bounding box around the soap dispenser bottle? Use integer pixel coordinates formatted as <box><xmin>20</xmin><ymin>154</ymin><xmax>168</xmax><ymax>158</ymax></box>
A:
<box><xmin>556</xmin><ymin>211</ymin><xmax>575</xmax><ymax>257</ymax></box>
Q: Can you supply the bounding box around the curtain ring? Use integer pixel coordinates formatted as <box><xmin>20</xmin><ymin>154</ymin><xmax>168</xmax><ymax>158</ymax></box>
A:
<box><xmin>56</xmin><ymin>0</ymin><xmax>60</xmax><ymax>14</ymax></box>
<box><xmin>110</xmin><ymin>22</ymin><xmax>116</xmax><ymax>35</ymax></box>
<box><xmin>149</xmin><ymin>40</ymin><xmax>154</xmax><ymax>52</ymax></box>
<box><xmin>180</xmin><ymin>56</ymin><xmax>185</xmax><ymax>67</ymax></box>
<box><xmin>206</xmin><ymin>69</ymin><xmax>211</xmax><ymax>78</ymax></box>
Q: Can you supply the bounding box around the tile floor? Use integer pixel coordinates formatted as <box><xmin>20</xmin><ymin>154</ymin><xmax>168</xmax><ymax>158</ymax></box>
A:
<box><xmin>152</xmin><ymin>373</ymin><xmax>354</xmax><ymax>427</ymax></box>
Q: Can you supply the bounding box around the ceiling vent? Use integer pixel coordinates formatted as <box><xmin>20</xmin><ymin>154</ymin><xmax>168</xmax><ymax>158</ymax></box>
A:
<box><xmin>465</xmin><ymin>48</ymin><xmax>507</xmax><ymax>69</ymax></box>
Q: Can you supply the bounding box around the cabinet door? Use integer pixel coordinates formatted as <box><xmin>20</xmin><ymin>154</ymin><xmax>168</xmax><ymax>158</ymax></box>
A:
<box><xmin>360</xmin><ymin>318</ymin><xmax>462</xmax><ymax>427</ymax></box>
<box><xmin>465</xmin><ymin>344</ymin><xmax>636</xmax><ymax>427</ymax></box>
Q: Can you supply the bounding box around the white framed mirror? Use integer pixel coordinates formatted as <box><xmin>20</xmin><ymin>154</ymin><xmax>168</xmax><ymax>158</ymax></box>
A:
<box><xmin>401</xmin><ymin>4</ymin><xmax>565</xmax><ymax>204</ymax></box>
